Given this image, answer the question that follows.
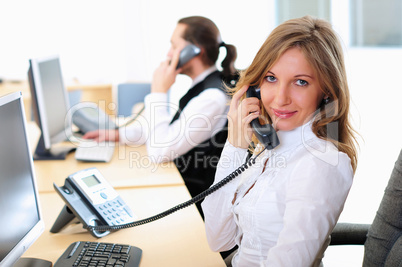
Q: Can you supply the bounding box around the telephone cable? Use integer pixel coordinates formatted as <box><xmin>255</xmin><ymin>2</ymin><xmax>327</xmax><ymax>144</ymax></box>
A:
<box><xmin>87</xmin><ymin>146</ymin><xmax>268</xmax><ymax>232</ymax></box>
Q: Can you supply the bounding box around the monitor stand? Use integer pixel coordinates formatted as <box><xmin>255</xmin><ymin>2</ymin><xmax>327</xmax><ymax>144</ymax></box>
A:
<box><xmin>13</xmin><ymin>257</ymin><xmax>52</xmax><ymax>267</ymax></box>
<box><xmin>33</xmin><ymin>134</ymin><xmax>75</xmax><ymax>160</ymax></box>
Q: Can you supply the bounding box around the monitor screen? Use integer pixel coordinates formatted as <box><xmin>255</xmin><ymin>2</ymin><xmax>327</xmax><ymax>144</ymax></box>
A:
<box><xmin>28</xmin><ymin>55</ymin><xmax>74</xmax><ymax>160</ymax></box>
<box><xmin>0</xmin><ymin>92</ymin><xmax>45</xmax><ymax>266</ymax></box>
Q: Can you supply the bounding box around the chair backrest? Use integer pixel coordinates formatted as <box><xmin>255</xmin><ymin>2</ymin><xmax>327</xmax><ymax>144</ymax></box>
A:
<box><xmin>363</xmin><ymin>149</ymin><xmax>402</xmax><ymax>266</ymax></box>
<box><xmin>68</xmin><ymin>90</ymin><xmax>82</xmax><ymax>107</ymax></box>
<box><xmin>117</xmin><ymin>83</ymin><xmax>151</xmax><ymax>116</ymax></box>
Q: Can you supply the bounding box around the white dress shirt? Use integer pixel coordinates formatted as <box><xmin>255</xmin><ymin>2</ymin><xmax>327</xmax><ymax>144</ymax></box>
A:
<box><xmin>201</xmin><ymin>121</ymin><xmax>353</xmax><ymax>266</ymax></box>
<box><xmin>118</xmin><ymin>66</ymin><xmax>229</xmax><ymax>163</ymax></box>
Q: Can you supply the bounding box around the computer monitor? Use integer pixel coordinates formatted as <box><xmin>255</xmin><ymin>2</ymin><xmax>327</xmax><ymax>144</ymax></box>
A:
<box><xmin>0</xmin><ymin>92</ymin><xmax>50</xmax><ymax>267</ymax></box>
<box><xmin>27</xmin><ymin>55</ymin><xmax>75</xmax><ymax>160</ymax></box>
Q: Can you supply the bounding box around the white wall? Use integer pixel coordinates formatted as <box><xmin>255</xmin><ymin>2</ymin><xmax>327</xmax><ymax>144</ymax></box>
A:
<box><xmin>123</xmin><ymin>0</ymin><xmax>276</xmax><ymax>102</ymax></box>
<box><xmin>0</xmin><ymin>0</ymin><xmax>276</xmax><ymax>101</ymax></box>
<box><xmin>1</xmin><ymin>0</ymin><xmax>401</xmax><ymax>239</ymax></box>
<box><xmin>0</xmin><ymin>0</ymin><xmax>127</xmax><ymax>83</ymax></box>
<box><xmin>338</xmin><ymin>48</ymin><xmax>402</xmax><ymax>223</ymax></box>
<box><xmin>0</xmin><ymin>0</ymin><xmax>276</xmax><ymax>82</ymax></box>
<box><xmin>124</xmin><ymin>0</ymin><xmax>276</xmax><ymax>79</ymax></box>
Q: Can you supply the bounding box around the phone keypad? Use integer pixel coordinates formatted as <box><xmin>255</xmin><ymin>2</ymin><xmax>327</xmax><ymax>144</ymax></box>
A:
<box><xmin>95</xmin><ymin>197</ymin><xmax>134</xmax><ymax>226</ymax></box>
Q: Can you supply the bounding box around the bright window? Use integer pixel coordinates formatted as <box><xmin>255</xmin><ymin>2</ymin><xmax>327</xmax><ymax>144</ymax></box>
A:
<box><xmin>276</xmin><ymin>0</ymin><xmax>331</xmax><ymax>24</ymax></box>
<box><xmin>350</xmin><ymin>0</ymin><xmax>402</xmax><ymax>46</ymax></box>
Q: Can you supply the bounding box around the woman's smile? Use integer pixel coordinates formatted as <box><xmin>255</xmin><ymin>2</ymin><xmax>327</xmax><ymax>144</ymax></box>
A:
<box><xmin>272</xmin><ymin>108</ymin><xmax>298</xmax><ymax>119</ymax></box>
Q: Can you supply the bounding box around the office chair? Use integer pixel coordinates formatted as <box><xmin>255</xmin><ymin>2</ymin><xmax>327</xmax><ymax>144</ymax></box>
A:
<box><xmin>68</xmin><ymin>90</ymin><xmax>82</xmax><ymax>107</ymax></box>
<box><xmin>117</xmin><ymin>83</ymin><xmax>151</xmax><ymax>117</ymax></box>
<box><xmin>328</xmin><ymin>148</ymin><xmax>402</xmax><ymax>266</ymax></box>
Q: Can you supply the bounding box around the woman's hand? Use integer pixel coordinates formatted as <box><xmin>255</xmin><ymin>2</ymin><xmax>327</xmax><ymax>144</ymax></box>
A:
<box><xmin>82</xmin><ymin>129</ymin><xmax>119</xmax><ymax>142</ymax></box>
<box><xmin>151</xmin><ymin>50</ymin><xmax>181</xmax><ymax>94</ymax></box>
<box><xmin>227</xmin><ymin>85</ymin><xmax>261</xmax><ymax>149</ymax></box>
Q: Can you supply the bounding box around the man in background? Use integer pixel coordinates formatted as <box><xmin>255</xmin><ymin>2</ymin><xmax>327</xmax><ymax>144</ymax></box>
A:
<box><xmin>84</xmin><ymin>16</ymin><xmax>238</xmax><ymax>219</ymax></box>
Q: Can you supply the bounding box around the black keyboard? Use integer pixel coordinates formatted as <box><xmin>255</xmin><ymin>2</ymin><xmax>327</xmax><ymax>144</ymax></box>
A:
<box><xmin>54</xmin><ymin>241</ymin><xmax>142</xmax><ymax>267</ymax></box>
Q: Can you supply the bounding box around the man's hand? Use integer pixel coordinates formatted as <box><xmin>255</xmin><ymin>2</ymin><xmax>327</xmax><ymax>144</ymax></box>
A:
<box><xmin>82</xmin><ymin>129</ymin><xmax>119</xmax><ymax>142</ymax></box>
<box><xmin>151</xmin><ymin>50</ymin><xmax>182</xmax><ymax>94</ymax></box>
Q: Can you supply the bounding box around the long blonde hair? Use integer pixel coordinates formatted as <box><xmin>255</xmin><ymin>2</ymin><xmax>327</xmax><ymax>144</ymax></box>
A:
<box><xmin>233</xmin><ymin>16</ymin><xmax>358</xmax><ymax>173</ymax></box>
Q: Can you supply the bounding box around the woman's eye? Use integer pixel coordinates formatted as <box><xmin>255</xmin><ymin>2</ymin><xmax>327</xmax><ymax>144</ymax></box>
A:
<box><xmin>296</xmin><ymin>79</ymin><xmax>308</xmax><ymax>86</ymax></box>
<box><xmin>266</xmin><ymin>76</ymin><xmax>276</xmax><ymax>83</ymax></box>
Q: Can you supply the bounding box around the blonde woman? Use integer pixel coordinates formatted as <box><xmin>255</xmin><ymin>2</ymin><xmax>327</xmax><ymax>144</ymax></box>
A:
<box><xmin>202</xmin><ymin>16</ymin><xmax>358</xmax><ymax>266</ymax></box>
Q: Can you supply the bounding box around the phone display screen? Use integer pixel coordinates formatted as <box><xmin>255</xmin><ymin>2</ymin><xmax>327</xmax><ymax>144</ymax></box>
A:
<box><xmin>82</xmin><ymin>175</ymin><xmax>101</xmax><ymax>188</ymax></box>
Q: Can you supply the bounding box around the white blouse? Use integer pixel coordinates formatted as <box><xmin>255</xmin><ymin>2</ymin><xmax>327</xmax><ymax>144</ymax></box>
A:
<box><xmin>118</xmin><ymin>66</ymin><xmax>229</xmax><ymax>163</ymax></box>
<box><xmin>201</xmin><ymin>121</ymin><xmax>353</xmax><ymax>266</ymax></box>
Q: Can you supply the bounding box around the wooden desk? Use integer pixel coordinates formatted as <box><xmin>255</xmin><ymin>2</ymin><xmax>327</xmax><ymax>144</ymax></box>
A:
<box><xmin>23</xmin><ymin>187</ymin><xmax>225</xmax><ymax>266</ymax></box>
<box><xmin>34</xmin><ymin>144</ymin><xmax>184</xmax><ymax>193</ymax></box>
<box><xmin>26</xmin><ymin>123</ymin><xmax>184</xmax><ymax>193</ymax></box>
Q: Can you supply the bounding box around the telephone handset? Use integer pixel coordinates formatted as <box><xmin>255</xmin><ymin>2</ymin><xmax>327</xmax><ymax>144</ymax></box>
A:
<box><xmin>51</xmin><ymin>167</ymin><xmax>136</xmax><ymax>238</ymax></box>
<box><xmin>176</xmin><ymin>44</ymin><xmax>201</xmax><ymax>69</ymax></box>
<box><xmin>246</xmin><ymin>86</ymin><xmax>280</xmax><ymax>150</ymax></box>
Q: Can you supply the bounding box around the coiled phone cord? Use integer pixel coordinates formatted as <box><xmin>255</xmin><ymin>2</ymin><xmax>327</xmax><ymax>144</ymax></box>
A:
<box><xmin>87</xmin><ymin>146</ymin><xmax>268</xmax><ymax>233</ymax></box>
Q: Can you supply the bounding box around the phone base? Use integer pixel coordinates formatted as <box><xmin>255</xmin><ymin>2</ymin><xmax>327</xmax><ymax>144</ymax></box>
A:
<box><xmin>50</xmin><ymin>205</ymin><xmax>110</xmax><ymax>238</ymax></box>
<box><xmin>50</xmin><ymin>205</ymin><xmax>76</xmax><ymax>234</ymax></box>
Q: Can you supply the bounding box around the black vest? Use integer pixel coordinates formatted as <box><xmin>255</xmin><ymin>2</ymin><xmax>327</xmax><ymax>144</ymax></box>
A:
<box><xmin>170</xmin><ymin>71</ymin><xmax>228</xmax><ymax>213</ymax></box>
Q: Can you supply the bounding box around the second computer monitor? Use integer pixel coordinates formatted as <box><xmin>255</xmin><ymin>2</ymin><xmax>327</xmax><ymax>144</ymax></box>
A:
<box><xmin>28</xmin><ymin>55</ymin><xmax>74</xmax><ymax>160</ymax></box>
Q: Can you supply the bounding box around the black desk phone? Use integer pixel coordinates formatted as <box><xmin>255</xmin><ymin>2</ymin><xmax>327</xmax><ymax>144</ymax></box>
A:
<box><xmin>51</xmin><ymin>167</ymin><xmax>135</xmax><ymax>238</ymax></box>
